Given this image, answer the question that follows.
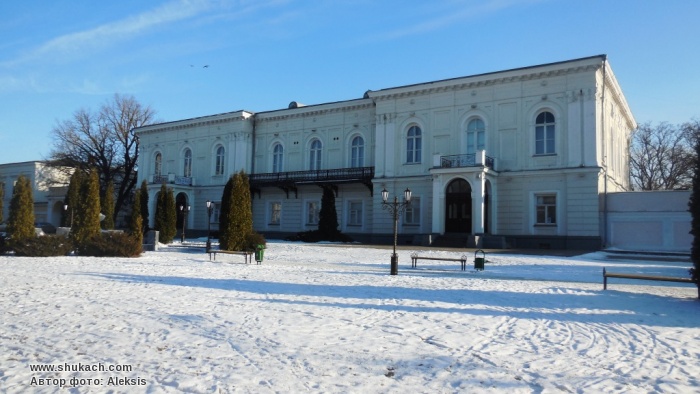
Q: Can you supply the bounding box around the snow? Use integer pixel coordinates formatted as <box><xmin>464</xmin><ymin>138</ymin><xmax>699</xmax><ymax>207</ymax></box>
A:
<box><xmin>1</xmin><ymin>241</ymin><xmax>699</xmax><ymax>393</ymax></box>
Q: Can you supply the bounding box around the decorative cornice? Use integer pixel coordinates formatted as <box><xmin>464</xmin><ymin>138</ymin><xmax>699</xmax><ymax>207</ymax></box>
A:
<box><xmin>135</xmin><ymin>111</ymin><xmax>253</xmax><ymax>135</ymax></box>
<box><xmin>256</xmin><ymin>101</ymin><xmax>374</xmax><ymax>122</ymax></box>
<box><xmin>369</xmin><ymin>64</ymin><xmax>601</xmax><ymax>102</ymax></box>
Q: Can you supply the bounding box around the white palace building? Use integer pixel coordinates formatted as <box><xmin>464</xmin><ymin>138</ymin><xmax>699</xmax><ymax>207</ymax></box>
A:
<box><xmin>135</xmin><ymin>55</ymin><xmax>636</xmax><ymax>249</ymax></box>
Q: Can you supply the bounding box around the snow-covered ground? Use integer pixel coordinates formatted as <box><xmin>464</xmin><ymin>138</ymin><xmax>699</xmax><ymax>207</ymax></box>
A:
<box><xmin>1</xmin><ymin>241</ymin><xmax>698</xmax><ymax>393</ymax></box>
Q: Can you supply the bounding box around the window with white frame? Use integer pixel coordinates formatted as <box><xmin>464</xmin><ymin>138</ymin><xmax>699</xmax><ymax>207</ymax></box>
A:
<box><xmin>212</xmin><ymin>203</ymin><xmax>221</xmax><ymax>224</ymax></box>
<box><xmin>403</xmin><ymin>197</ymin><xmax>420</xmax><ymax>226</ymax></box>
<box><xmin>351</xmin><ymin>136</ymin><xmax>364</xmax><ymax>167</ymax></box>
<box><xmin>215</xmin><ymin>146</ymin><xmax>225</xmax><ymax>175</ymax></box>
<box><xmin>466</xmin><ymin>118</ymin><xmax>485</xmax><ymax>154</ymax></box>
<box><xmin>306</xmin><ymin>201</ymin><xmax>320</xmax><ymax>225</ymax></box>
<box><xmin>309</xmin><ymin>139</ymin><xmax>322</xmax><ymax>170</ymax></box>
<box><xmin>270</xmin><ymin>202</ymin><xmax>282</xmax><ymax>225</ymax></box>
<box><xmin>183</xmin><ymin>148</ymin><xmax>192</xmax><ymax>177</ymax></box>
<box><xmin>535</xmin><ymin>111</ymin><xmax>555</xmax><ymax>155</ymax></box>
<box><xmin>272</xmin><ymin>143</ymin><xmax>284</xmax><ymax>173</ymax></box>
<box><xmin>347</xmin><ymin>201</ymin><xmax>363</xmax><ymax>226</ymax></box>
<box><xmin>154</xmin><ymin>152</ymin><xmax>163</xmax><ymax>176</ymax></box>
<box><xmin>406</xmin><ymin>125</ymin><xmax>422</xmax><ymax>163</ymax></box>
<box><xmin>535</xmin><ymin>194</ymin><xmax>557</xmax><ymax>225</ymax></box>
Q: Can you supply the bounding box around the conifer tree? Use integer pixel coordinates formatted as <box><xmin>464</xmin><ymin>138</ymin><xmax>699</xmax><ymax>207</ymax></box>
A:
<box><xmin>219</xmin><ymin>175</ymin><xmax>235</xmax><ymax>250</ymax></box>
<box><xmin>221</xmin><ymin>170</ymin><xmax>254</xmax><ymax>251</ymax></box>
<box><xmin>72</xmin><ymin>171</ymin><xmax>101</xmax><ymax>247</ymax></box>
<box><xmin>154</xmin><ymin>183</ymin><xmax>177</xmax><ymax>243</ymax></box>
<box><xmin>130</xmin><ymin>189</ymin><xmax>144</xmax><ymax>247</ymax></box>
<box><xmin>7</xmin><ymin>175</ymin><xmax>35</xmax><ymax>244</ymax></box>
<box><xmin>0</xmin><ymin>181</ymin><xmax>4</xmax><ymax>223</ymax></box>
<box><xmin>232</xmin><ymin>170</ymin><xmax>254</xmax><ymax>249</ymax></box>
<box><xmin>154</xmin><ymin>184</ymin><xmax>167</xmax><ymax>240</ymax></box>
<box><xmin>319</xmin><ymin>185</ymin><xmax>339</xmax><ymax>236</ymax></box>
<box><xmin>139</xmin><ymin>180</ymin><xmax>149</xmax><ymax>233</ymax></box>
<box><xmin>101</xmin><ymin>181</ymin><xmax>115</xmax><ymax>229</ymax></box>
<box><xmin>164</xmin><ymin>187</ymin><xmax>177</xmax><ymax>243</ymax></box>
<box><xmin>63</xmin><ymin>170</ymin><xmax>82</xmax><ymax>227</ymax></box>
<box><xmin>688</xmin><ymin>135</ymin><xmax>700</xmax><ymax>292</ymax></box>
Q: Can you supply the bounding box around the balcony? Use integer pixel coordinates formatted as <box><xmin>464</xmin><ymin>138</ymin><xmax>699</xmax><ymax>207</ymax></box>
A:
<box><xmin>149</xmin><ymin>174</ymin><xmax>194</xmax><ymax>186</ymax></box>
<box><xmin>438</xmin><ymin>153</ymin><xmax>495</xmax><ymax>170</ymax></box>
<box><xmin>249</xmin><ymin>167</ymin><xmax>375</xmax><ymax>198</ymax></box>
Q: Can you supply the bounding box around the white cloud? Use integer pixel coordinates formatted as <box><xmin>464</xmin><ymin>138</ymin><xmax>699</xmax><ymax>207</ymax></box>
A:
<box><xmin>370</xmin><ymin>0</ymin><xmax>547</xmax><ymax>42</ymax></box>
<box><xmin>3</xmin><ymin>0</ymin><xmax>215</xmax><ymax>67</ymax></box>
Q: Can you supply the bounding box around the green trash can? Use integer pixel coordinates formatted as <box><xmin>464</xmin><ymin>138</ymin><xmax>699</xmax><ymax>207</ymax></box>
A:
<box><xmin>254</xmin><ymin>244</ymin><xmax>265</xmax><ymax>264</ymax></box>
<box><xmin>474</xmin><ymin>249</ymin><xmax>485</xmax><ymax>271</ymax></box>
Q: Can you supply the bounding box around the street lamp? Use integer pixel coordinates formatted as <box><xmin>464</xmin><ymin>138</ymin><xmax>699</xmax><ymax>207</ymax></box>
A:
<box><xmin>206</xmin><ymin>200</ymin><xmax>214</xmax><ymax>252</ymax></box>
<box><xmin>179</xmin><ymin>204</ymin><xmax>191</xmax><ymax>243</ymax></box>
<box><xmin>63</xmin><ymin>203</ymin><xmax>73</xmax><ymax>227</ymax></box>
<box><xmin>381</xmin><ymin>187</ymin><xmax>412</xmax><ymax>275</ymax></box>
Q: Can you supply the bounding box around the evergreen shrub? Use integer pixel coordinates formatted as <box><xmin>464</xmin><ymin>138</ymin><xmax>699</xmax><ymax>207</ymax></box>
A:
<box><xmin>78</xmin><ymin>232</ymin><xmax>142</xmax><ymax>257</ymax></box>
<box><xmin>285</xmin><ymin>230</ymin><xmax>354</xmax><ymax>243</ymax></box>
<box><xmin>13</xmin><ymin>235</ymin><xmax>73</xmax><ymax>257</ymax></box>
<box><xmin>244</xmin><ymin>231</ymin><xmax>267</xmax><ymax>251</ymax></box>
<box><xmin>0</xmin><ymin>235</ymin><xmax>8</xmax><ymax>255</ymax></box>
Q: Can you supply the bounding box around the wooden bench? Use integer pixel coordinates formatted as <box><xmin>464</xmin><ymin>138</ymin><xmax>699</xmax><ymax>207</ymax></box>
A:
<box><xmin>603</xmin><ymin>267</ymin><xmax>698</xmax><ymax>298</ymax></box>
<box><xmin>411</xmin><ymin>253</ymin><xmax>468</xmax><ymax>271</ymax></box>
<box><xmin>208</xmin><ymin>249</ymin><xmax>256</xmax><ymax>264</ymax></box>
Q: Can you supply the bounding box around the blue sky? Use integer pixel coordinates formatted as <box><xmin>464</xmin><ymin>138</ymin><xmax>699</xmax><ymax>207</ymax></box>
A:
<box><xmin>1</xmin><ymin>0</ymin><xmax>698</xmax><ymax>164</ymax></box>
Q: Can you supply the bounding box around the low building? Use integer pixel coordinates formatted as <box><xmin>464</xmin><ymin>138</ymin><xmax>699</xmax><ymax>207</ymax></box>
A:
<box><xmin>0</xmin><ymin>161</ymin><xmax>71</xmax><ymax>229</ymax></box>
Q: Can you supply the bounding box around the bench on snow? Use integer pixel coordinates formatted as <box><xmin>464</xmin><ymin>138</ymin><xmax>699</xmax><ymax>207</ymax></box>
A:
<box><xmin>603</xmin><ymin>267</ymin><xmax>698</xmax><ymax>298</ymax></box>
<box><xmin>208</xmin><ymin>249</ymin><xmax>256</xmax><ymax>264</ymax></box>
<box><xmin>411</xmin><ymin>253</ymin><xmax>468</xmax><ymax>271</ymax></box>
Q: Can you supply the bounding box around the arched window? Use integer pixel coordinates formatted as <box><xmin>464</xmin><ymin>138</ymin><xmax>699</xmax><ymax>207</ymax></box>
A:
<box><xmin>309</xmin><ymin>139</ymin><xmax>322</xmax><ymax>171</ymax></box>
<box><xmin>351</xmin><ymin>136</ymin><xmax>364</xmax><ymax>167</ymax></box>
<box><xmin>183</xmin><ymin>148</ymin><xmax>192</xmax><ymax>177</ymax></box>
<box><xmin>407</xmin><ymin>125</ymin><xmax>422</xmax><ymax>163</ymax></box>
<box><xmin>272</xmin><ymin>143</ymin><xmax>284</xmax><ymax>173</ymax></box>
<box><xmin>535</xmin><ymin>111</ymin><xmax>555</xmax><ymax>155</ymax></box>
<box><xmin>154</xmin><ymin>152</ymin><xmax>162</xmax><ymax>176</ymax></box>
<box><xmin>215</xmin><ymin>146</ymin><xmax>225</xmax><ymax>175</ymax></box>
<box><xmin>466</xmin><ymin>118</ymin><xmax>485</xmax><ymax>154</ymax></box>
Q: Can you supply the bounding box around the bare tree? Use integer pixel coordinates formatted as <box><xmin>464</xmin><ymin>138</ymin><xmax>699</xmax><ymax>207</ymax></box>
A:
<box><xmin>48</xmin><ymin>94</ymin><xmax>156</xmax><ymax>223</ymax></box>
<box><xmin>629</xmin><ymin>122</ymin><xmax>695</xmax><ymax>190</ymax></box>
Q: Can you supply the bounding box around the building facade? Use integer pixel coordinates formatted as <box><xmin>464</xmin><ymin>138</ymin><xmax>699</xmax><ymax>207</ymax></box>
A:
<box><xmin>0</xmin><ymin>161</ymin><xmax>71</xmax><ymax>228</ymax></box>
<box><xmin>135</xmin><ymin>55</ymin><xmax>636</xmax><ymax>249</ymax></box>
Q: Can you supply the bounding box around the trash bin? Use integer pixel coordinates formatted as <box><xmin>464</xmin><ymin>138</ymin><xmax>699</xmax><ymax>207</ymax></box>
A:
<box><xmin>254</xmin><ymin>244</ymin><xmax>265</xmax><ymax>263</ymax></box>
<box><xmin>474</xmin><ymin>249</ymin><xmax>485</xmax><ymax>271</ymax></box>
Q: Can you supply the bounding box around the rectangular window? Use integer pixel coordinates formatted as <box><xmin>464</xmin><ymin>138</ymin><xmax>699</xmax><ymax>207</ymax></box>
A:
<box><xmin>535</xmin><ymin>195</ymin><xmax>556</xmax><ymax>225</ymax></box>
<box><xmin>211</xmin><ymin>202</ymin><xmax>221</xmax><ymax>224</ymax></box>
<box><xmin>347</xmin><ymin>201</ymin><xmax>363</xmax><ymax>226</ymax></box>
<box><xmin>306</xmin><ymin>201</ymin><xmax>320</xmax><ymax>225</ymax></box>
<box><xmin>535</xmin><ymin>125</ymin><xmax>555</xmax><ymax>155</ymax></box>
<box><xmin>215</xmin><ymin>151</ymin><xmax>225</xmax><ymax>175</ymax></box>
<box><xmin>404</xmin><ymin>197</ymin><xmax>420</xmax><ymax>226</ymax></box>
<box><xmin>270</xmin><ymin>202</ymin><xmax>281</xmax><ymax>225</ymax></box>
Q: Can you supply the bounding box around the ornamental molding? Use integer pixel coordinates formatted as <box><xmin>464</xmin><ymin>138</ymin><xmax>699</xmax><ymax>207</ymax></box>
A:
<box><xmin>256</xmin><ymin>102</ymin><xmax>374</xmax><ymax>122</ymax></box>
<box><xmin>369</xmin><ymin>65</ymin><xmax>601</xmax><ymax>102</ymax></box>
<box><xmin>136</xmin><ymin>113</ymin><xmax>252</xmax><ymax>135</ymax></box>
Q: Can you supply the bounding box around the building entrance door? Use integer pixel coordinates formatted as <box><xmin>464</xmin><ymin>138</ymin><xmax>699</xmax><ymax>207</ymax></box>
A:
<box><xmin>445</xmin><ymin>179</ymin><xmax>472</xmax><ymax>233</ymax></box>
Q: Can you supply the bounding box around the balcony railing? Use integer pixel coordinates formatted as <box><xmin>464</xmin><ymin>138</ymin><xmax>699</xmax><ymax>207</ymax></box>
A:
<box><xmin>249</xmin><ymin>166</ymin><xmax>375</xmax><ymax>198</ymax></box>
<box><xmin>249</xmin><ymin>166</ymin><xmax>375</xmax><ymax>186</ymax></box>
<box><xmin>440</xmin><ymin>154</ymin><xmax>495</xmax><ymax>169</ymax></box>
<box><xmin>150</xmin><ymin>174</ymin><xmax>193</xmax><ymax>186</ymax></box>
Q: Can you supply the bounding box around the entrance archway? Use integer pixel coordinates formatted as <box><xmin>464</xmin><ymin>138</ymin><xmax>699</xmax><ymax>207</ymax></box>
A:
<box><xmin>175</xmin><ymin>192</ymin><xmax>188</xmax><ymax>230</ymax></box>
<box><xmin>445</xmin><ymin>178</ymin><xmax>472</xmax><ymax>233</ymax></box>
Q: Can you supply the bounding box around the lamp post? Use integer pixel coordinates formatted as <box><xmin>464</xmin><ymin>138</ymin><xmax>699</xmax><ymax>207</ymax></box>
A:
<box><xmin>206</xmin><ymin>200</ymin><xmax>214</xmax><ymax>252</ymax></box>
<box><xmin>63</xmin><ymin>204</ymin><xmax>73</xmax><ymax>227</ymax></box>
<box><xmin>381</xmin><ymin>187</ymin><xmax>412</xmax><ymax>275</ymax></box>
<box><xmin>179</xmin><ymin>204</ymin><xmax>191</xmax><ymax>243</ymax></box>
